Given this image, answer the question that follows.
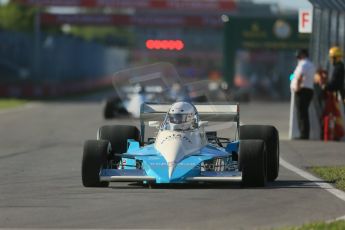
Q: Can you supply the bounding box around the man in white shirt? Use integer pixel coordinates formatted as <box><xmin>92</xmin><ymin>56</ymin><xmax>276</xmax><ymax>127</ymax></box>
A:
<box><xmin>290</xmin><ymin>49</ymin><xmax>315</xmax><ymax>139</ymax></box>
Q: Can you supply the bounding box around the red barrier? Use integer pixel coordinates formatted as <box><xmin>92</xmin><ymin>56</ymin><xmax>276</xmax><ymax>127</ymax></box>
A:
<box><xmin>323</xmin><ymin>92</ymin><xmax>345</xmax><ymax>141</ymax></box>
<box><xmin>40</xmin><ymin>13</ymin><xmax>223</xmax><ymax>28</ymax></box>
<box><xmin>15</xmin><ymin>0</ymin><xmax>237</xmax><ymax>11</ymax></box>
<box><xmin>323</xmin><ymin>114</ymin><xmax>335</xmax><ymax>141</ymax></box>
<box><xmin>0</xmin><ymin>76</ymin><xmax>114</xmax><ymax>98</ymax></box>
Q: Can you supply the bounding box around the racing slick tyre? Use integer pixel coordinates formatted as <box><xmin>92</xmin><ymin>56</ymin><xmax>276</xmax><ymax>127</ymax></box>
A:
<box><xmin>103</xmin><ymin>98</ymin><xmax>121</xmax><ymax>119</ymax></box>
<box><xmin>103</xmin><ymin>99</ymin><xmax>116</xmax><ymax>119</ymax></box>
<box><xmin>82</xmin><ymin>140</ymin><xmax>111</xmax><ymax>187</ymax></box>
<box><xmin>239</xmin><ymin>125</ymin><xmax>279</xmax><ymax>182</ymax></box>
<box><xmin>239</xmin><ymin>140</ymin><xmax>267</xmax><ymax>187</ymax></box>
<box><xmin>98</xmin><ymin>125</ymin><xmax>140</xmax><ymax>157</ymax></box>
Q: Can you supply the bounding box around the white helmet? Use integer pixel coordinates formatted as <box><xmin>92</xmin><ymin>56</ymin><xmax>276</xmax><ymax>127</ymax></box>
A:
<box><xmin>167</xmin><ymin>102</ymin><xmax>198</xmax><ymax>131</ymax></box>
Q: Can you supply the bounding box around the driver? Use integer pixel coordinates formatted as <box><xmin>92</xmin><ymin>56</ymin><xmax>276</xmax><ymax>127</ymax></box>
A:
<box><xmin>167</xmin><ymin>101</ymin><xmax>198</xmax><ymax>131</ymax></box>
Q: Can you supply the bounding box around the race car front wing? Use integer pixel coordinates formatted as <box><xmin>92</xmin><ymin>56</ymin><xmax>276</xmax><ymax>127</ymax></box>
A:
<box><xmin>99</xmin><ymin>169</ymin><xmax>242</xmax><ymax>183</ymax></box>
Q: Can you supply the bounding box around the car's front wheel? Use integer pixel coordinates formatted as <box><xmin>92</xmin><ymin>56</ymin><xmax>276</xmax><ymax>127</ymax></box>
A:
<box><xmin>98</xmin><ymin>125</ymin><xmax>140</xmax><ymax>164</ymax></box>
<box><xmin>239</xmin><ymin>140</ymin><xmax>267</xmax><ymax>187</ymax></box>
<box><xmin>240</xmin><ymin>125</ymin><xmax>279</xmax><ymax>182</ymax></box>
<box><xmin>82</xmin><ymin>140</ymin><xmax>110</xmax><ymax>187</ymax></box>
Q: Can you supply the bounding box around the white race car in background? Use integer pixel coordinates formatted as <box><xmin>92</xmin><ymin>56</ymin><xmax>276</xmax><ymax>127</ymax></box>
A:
<box><xmin>103</xmin><ymin>63</ymin><xmax>250</xmax><ymax>119</ymax></box>
<box><xmin>103</xmin><ymin>85</ymin><xmax>165</xmax><ymax>119</ymax></box>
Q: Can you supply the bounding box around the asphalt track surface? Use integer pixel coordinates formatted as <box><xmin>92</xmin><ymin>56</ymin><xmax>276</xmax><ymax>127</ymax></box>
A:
<box><xmin>1</xmin><ymin>101</ymin><xmax>345</xmax><ymax>229</ymax></box>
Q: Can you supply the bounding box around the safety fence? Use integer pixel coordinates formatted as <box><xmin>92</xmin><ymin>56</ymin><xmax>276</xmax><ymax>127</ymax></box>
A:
<box><xmin>0</xmin><ymin>30</ymin><xmax>128</xmax><ymax>83</ymax></box>
<box><xmin>310</xmin><ymin>0</ymin><xmax>345</xmax><ymax>70</ymax></box>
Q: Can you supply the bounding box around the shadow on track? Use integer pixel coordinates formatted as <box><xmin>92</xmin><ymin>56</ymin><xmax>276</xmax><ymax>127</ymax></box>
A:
<box><xmin>266</xmin><ymin>179</ymin><xmax>328</xmax><ymax>189</ymax></box>
<box><xmin>109</xmin><ymin>182</ymin><xmax>241</xmax><ymax>190</ymax></box>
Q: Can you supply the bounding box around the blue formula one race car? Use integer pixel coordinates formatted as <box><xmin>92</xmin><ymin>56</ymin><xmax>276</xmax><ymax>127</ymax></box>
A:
<box><xmin>82</xmin><ymin>101</ymin><xmax>279</xmax><ymax>187</ymax></box>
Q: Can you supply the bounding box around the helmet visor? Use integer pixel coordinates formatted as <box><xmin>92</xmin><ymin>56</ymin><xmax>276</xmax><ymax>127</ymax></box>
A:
<box><xmin>169</xmin><ymin>114</ymin><xmax>189</xmax><ymax>124</ymax></box>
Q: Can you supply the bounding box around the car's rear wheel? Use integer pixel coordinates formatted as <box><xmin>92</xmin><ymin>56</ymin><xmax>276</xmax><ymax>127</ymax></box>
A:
<box><xmin>239</xmin><ymin>140</ymin><xmax>267</xmax><ymax>187</ymax></box>
<box><xmin>103</xmin><ymin>98</ymin><xmax>116</xmax><ymax>119</ymax></box>
<box><xmin>103</xmin><ymin>98</ymin><xmax>128</xmax><ymax>119</ymax></box>
<box><xmin>240</xmin><ymin>125</ymin><xmax>279</xmax><ymax>182</ymax></box>
<box><xmin>98</xmin><ymin>125</ymin><xmax>140</xmax><ymax>161</ymax></box>
<box><xmin>82</xmin><ymin>140</ymin><xmax>110</xmax><ymax>187</ymax></box>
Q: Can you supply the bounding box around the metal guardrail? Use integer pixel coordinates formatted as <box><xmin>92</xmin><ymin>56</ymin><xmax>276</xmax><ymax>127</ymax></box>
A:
<box><xmin>309</xmin><ymin>0</ymin><xmax>345</xmax><ymax>11</ymax></box>
<box><xmin>309</xmin><ymin>1</ymin><xmax>345</xmax><ymax>71</ymax></box>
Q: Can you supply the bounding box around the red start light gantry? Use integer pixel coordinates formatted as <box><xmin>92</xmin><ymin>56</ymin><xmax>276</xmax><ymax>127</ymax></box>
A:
<box><xmin>145</xmin><ymin>40</ymin><xmax>185</xmax><ymax>51</ymax></box>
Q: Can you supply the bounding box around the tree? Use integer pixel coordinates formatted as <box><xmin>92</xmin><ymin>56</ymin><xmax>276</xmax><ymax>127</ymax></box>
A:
<box><xmin>67</xmin><ymin>25</ymin><xmax>134</xmax><ymax>47</ymax></box>
<box><xmin>0</xmin><ymin>1</ymin><xmax>37</xmax><ymax>32</ymax></box>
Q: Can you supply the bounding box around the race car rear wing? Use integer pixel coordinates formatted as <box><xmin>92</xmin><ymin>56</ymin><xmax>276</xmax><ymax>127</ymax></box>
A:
<box><xmin>140</xmin><ymin>103</ymin><xmax>240</xmax><ymax>123</ymax></box>
<box><xmin>140</xmin><ymin>103</ymin><xmax>240</xmax><ymax>143</ymax></box>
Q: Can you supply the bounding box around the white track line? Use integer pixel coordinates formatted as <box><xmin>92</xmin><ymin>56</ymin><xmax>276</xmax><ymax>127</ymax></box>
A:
<box><xmin>281</xmin><ymin>158</ymin><xmax>345</xmax><ymax>222</ymax></box>
<box><xmin>335</xmin><ymin>215</ymin><xmax>345</xmax><ymax>221</ymax></box>
<box><xmin>280</xmin><ymin>158</ymin><xmax>345</xmax><ymax>202</ymax></box>
<box><xmin>326</xmin><ymin>215</ymin><xmax>345</xmax><ymax>223</ymax></box>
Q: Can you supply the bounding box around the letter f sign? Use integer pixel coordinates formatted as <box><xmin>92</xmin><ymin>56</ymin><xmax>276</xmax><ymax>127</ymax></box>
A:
<box><xmin>302</xmin><ymin>12</ymin><xmax>309</xmax><ymax>28</ymax></box>
<box><xmin>299</xmin><ymin>9</ymin><xmax>313</xmax><ymax>33</ymax></box>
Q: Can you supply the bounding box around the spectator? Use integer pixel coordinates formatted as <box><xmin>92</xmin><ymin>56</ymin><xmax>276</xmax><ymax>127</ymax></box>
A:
<box><xmin>290</xmin><ymin>49</ymin><xmax>316</xmax><ymax>140</ymax></box>
<box><xmin>315</xmin><ymin>47</ymin><xmax>345</xmax><ymax>141</ymax></box>
<box><xmin>325</xmin><ymin>46</ymin><xmax>345</xmax><ymax>101</ymax></box>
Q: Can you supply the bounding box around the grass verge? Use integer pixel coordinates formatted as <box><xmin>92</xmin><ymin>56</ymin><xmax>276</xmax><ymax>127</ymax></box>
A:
<box><xmin>310</xmin><ymin>166</ymin><xmax>345</xmax><ymax>191</ymax></box>
<box><xmin>278</xmin><ymin>220</ymin><xmax>345</xmax><ymax>230</ymax></box>
<box><xmin>0</xmin><ymin>98</ymin><xmax>27</xmax><ymax>110</ymax></box>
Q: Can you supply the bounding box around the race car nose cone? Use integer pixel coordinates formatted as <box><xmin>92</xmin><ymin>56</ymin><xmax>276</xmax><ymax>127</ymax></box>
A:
<box><xmin>155</xmin><ymin>130</ymin><xmax>204</xmax><ymax>179</ymax></box>
<box><xmin>168</xmin><ymin>162</ymin><xmax>176</xmax><ymax>179</ymax></box>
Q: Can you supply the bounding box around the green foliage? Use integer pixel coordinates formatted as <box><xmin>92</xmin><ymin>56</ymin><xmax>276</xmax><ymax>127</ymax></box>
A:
<box><xmin>0</xmin><ymin>2</ymin><xmax>37</xmax><ymax>32</ymax></box>
<box><xmin>278</xmin><ymin>220</ymin><xmax>345</xmax><ymax>230</ymax></box>
<box><xmin>0</xmin><ymin>98</ymin><xmax>27</xmax><ymax>109</ymax></box>
<box><xmin>68</xmin><ymin>26</ymin><xmax>134</xmax><ymax>46</ymax></box>
<box><xmin>310</xmin><ymin>166</ymin><xmax>345</xmax><ymax>191</ymax></box>
<box><xmin>0</xmin><ymin>2</ymin><xmax>134</xmax><ymax>45</ymax></box>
